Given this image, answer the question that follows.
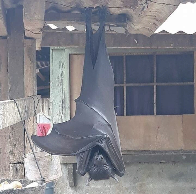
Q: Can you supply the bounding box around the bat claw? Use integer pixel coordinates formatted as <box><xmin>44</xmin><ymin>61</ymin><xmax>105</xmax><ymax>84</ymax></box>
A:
<box><xmin>86</xmin><ymin>177</ymin><xmax>92</xmax><ymax>186</ymax></box>
<box><xmin>111</xmin><ymin>174</ymin><xmax>119</xmax><ymax>182</ymax></box>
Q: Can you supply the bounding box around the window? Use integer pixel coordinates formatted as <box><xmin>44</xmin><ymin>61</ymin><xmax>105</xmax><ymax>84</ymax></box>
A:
<box><xmin>110</xmin><ymin>53</ymin><xmax>194</xmax><ymax>116</ymax></box>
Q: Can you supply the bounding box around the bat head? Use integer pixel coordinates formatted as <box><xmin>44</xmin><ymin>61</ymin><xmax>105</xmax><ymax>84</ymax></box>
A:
<box><xmin>87</xmin><ymin>147</ymin><xmax>115</xmax><ymax>181</ymax></box>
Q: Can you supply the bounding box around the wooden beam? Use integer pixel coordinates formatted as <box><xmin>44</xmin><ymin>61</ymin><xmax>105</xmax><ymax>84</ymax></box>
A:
<box><xmin>6</xmin><ymin>7</ymin><xmax>25</xmax><ymax>176</ymax></box>
<box><xmin>23</xmin><ymin>0</ymin><xmax>45</xmax><ymax>49</ymax></box>
<box><xmin>7</xmin><ymin>6</ymin><xmax>24</xmax><ymax>99</ymax></box>
<box><xmin>61</xmin><ymin>151</ymin><xmax>196</xmax><ymax>164</ymax></box>
<box><xmin>45</xmin><ymin>12</ymin><xmax>127</xmax><ymax>26</ymax></box>
<box><xmin>0</xmin><ymin>96</ymin><xmax>41</xmax><ymax>130</ymax></box>
<box><xmin>42</xmin><ymin>32</ymin><xmax>196</xmax><ymax>49</ymax></box>
<box><xmin>0</xmin><ymin>0</ymin><xmax>7</xmax><ymax>36</ymax></box>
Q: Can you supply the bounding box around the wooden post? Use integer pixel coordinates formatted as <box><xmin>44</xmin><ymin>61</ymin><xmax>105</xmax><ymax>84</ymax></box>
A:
<box><xmin>0</xmin><ymin>39</ymin><xmax>10</xmax><ymax>179</ymax></box>
<box><xmin>7</xmin><ymin>6</ymin><xmax>25</xmax><ymax>179</ymax></box>
<box><xmin>50</xmin><ymin>48</ymin><xmax>76</xmax><ymax>187</ymax></box>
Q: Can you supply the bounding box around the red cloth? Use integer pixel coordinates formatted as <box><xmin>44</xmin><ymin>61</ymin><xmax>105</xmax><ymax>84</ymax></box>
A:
<box><xmin>37</xmin><ymin>123</ymin><xmax>51</xmax><ymax>136</ymax></box>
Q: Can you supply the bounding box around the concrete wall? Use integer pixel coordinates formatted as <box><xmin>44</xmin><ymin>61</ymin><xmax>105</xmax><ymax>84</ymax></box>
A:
<box><xmin>55</xmin><ymin>163</ymin><xmax>196</xmax><ymax>194</ymax></box>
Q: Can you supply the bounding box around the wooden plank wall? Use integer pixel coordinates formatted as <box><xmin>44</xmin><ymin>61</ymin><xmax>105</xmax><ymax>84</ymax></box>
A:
<box><xmin>70</xmin><ymin>53</ymin><xmax>196</xmax><ymax>151</ymax></box>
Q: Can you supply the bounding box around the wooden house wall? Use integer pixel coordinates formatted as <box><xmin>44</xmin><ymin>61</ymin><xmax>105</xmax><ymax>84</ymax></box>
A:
<box><xmin>69</xmin><ymin>53</ymin><xmax>196</xmax><ymax>151</ymax></box>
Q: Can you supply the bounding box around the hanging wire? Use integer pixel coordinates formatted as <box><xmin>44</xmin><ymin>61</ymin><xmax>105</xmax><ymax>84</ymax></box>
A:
<box><xmin>12</xmin><ymin>98</ymin><xmax>45</xmax><ymax>183</ymax></box>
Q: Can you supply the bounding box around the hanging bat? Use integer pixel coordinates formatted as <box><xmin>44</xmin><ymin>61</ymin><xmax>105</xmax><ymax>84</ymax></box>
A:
<box><xmin>31</xmin><ymin>8</ymin><xmax>125</xmax><ymax>182</ymax></box>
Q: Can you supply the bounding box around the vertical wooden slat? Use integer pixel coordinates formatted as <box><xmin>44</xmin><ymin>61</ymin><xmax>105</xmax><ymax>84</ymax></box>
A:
<box><xmin>24</xmin><ymin>39</ymin><xmax>36</xmax><ymax>97</ymax></box>
<box><xmin>50</xmin><ymin>48</ymin><xmax>70</xmax><ymax>123</ymax></box>
<box><xmin>70</xmin><ymin>55</ymin><xmax>84</xmax><ymax>118</ymax></box>
<box><xmin>24</xmin><ymin>39</ymin><xmax>37</xmax><ymax>154</ymax></box>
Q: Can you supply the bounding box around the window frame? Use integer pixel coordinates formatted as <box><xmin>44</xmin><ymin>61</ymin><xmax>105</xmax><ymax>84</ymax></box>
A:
<box><xmin>110</xmin><ymin>51</ymin><xmax>195</xmax><ymax>116</ymax></box>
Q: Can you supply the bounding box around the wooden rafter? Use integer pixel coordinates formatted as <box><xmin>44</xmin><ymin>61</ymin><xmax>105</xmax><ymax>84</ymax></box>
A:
<box><xmin>45</xmin><ymin>12</ymin><xmax>127</xmax><ymax>27</ymax></box>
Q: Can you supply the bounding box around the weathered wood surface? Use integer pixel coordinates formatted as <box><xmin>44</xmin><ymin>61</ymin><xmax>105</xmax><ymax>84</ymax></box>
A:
<box><xmin>50</xmin><ymin>48</ymin><xmax>74</xmax><ymax>187</ymax></box>
<box><xmin>7</xmin><ymin>7</ymin><xmax>24</xmax><ymax>99</ymax></box>
<box><xmin>118</xmin><ymin>116</ymin><xmax>184</xmax><ymax>150</ymax></box>
<box><xmin>0</xmin><ymin>6</ymin><xmax>25</xmax><ymax>179</ymax></box>
<box><xmin>0</xmin><ymin>39</ymin><xmax>9</xmax><ymax>179</ymax></box>
<box><xmin>42</xmin><ymin>32</ymin><xmax>196</xmax><ymax>49</ymax></box>
<box><xmin>24</xmin><ymin>39</ymin><xmax>37</xmax><ymax>98</ymax></box>
<box><xmin>23</xmin><ymin>0</ymin><xmax>45</xmax><ymax>49</ymax></box>
<box><xmin>0</xmin><ymin>96</ymin><xmax>41</xmax><ymax>130</ymax></box>
<box><xmin>50</xmin><ymin>48</ymin><xmax>70</xmax><ymax>123</ymax></box>
<box><xmin>0</xmin><ymin>0</ymin><xmax>7</xmax><ymax>36</ymax></box>
<box><xmin>0</xmin><ymin>39</ymin><xmax>8</xmax><ymax>101</ymax></box>
<box><xmin>45</xmin><ymin>12</ymin><xmax>127</xmax><ymax>27</ymax></box>
<box><xmin>24</xmin><ymin>39</ymin><xmax>37</xmax><ymax>154</ymax></box>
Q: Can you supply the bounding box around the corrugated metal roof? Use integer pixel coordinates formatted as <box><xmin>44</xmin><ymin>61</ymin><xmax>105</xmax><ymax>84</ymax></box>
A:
<box><xmin>155</xmin><ymin>2</ymin><xmax>196</xmax><ymax>34</ymax></box>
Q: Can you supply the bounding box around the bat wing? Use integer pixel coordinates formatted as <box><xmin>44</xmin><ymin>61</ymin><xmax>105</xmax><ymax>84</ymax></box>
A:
<box><xmin>32</xmin><ymin>102</ymin><xmax>105</xmax><ymax>155</ymax></box>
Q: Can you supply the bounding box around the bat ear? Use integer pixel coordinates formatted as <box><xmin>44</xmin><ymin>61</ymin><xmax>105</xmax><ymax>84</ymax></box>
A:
<box><xmin>111</xmin><ymin>174</ymin><xmax>119</xmax><ymax>182</ymax></box>
<box><xmin>86</xmin><ymin>177</ymin><xmax>92</xmax><ymax>186</ymax></box>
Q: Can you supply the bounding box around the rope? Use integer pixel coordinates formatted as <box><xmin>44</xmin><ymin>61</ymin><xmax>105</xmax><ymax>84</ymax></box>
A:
<box><xmin>12</xmin><ymin>97</ymin><xmax>45</xmax><ymax>183</ymax></box>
